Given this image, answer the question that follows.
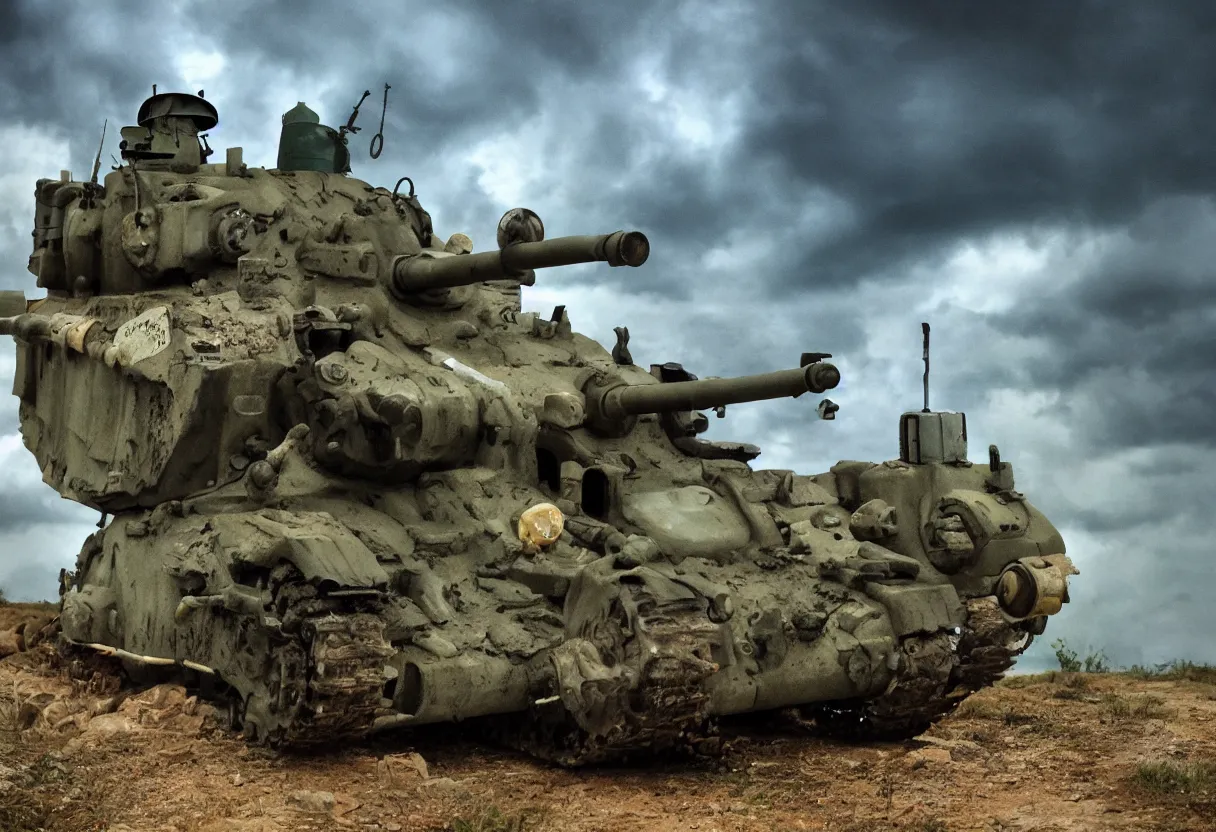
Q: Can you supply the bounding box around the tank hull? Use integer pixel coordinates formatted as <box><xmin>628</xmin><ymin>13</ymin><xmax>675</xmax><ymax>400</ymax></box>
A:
<box><xmin>57</xmin><ymin>452</ymin><xmax>1064</xmax><ymax>763</ymax></box>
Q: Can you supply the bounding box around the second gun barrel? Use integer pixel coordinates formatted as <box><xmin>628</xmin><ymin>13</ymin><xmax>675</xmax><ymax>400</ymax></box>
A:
<box><xmin>601</xmin><ymin>363</ymin><xmax>841</xmax><ymax>419</ymax></box>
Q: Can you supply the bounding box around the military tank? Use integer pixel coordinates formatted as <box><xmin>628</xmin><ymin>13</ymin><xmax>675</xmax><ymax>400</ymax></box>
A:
<box><xmin>0</xmin><ymin>88</ymin><xmax>1076</xmax><ymax>765</ymax></box>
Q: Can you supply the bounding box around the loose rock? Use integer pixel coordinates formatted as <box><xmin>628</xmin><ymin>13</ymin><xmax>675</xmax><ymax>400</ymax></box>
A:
<box><xmin>288</xmin><ymin>789</ymin><xmax>336</xmax><ymax>814</ymax></box>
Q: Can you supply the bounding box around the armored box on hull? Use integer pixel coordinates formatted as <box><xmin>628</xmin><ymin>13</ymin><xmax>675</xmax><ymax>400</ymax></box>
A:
<box><xmin>0</xmin><ymin>90</ymin><xmax>1076</xmax><ymax>764</ymax></box>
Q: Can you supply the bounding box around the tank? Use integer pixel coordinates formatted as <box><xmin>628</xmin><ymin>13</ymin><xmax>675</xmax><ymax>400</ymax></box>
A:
<box><xmin>1</xmin><ymin>89</ymin><xmax>1077</xmax><ymax>765</ymax></box>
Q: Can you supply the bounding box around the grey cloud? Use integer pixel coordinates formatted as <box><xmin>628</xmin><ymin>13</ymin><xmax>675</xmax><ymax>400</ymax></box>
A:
<box><xmin>193</xmin><ymin>0</ymin><xmax>653</xmax><ymax>147</ymax></box>
<box><xmin>0</xmin><ymin>478</ymin><xmax>94</xmax><ymax>532</ymax></box>
<box><xmin>988</xmin><ymin>197</ymin><xmax>1216</xmax><ymax>451</ymax></box>
<box><xmin>0</xmin><ymin>519</ymin><xmax>96</xmax><ymax>602</ymax></box>
<box><xmin>0</xmin><ymin>562</ymin><xmax>62</xmax><ymax>602</ymax></box>
<box><xmin>0</xmin><ymin>386</ymin><xmax>14</xmax><ymax>428</ymax></box>
<box><xmin>0</xmin><ymin>0</ymin><xmax>185</xmax><ymax>167</ymax></box>
<box><xmin>737</xmin><ymin>1</ymin><xmax>1216</xmax><ymax>292</ymax></box>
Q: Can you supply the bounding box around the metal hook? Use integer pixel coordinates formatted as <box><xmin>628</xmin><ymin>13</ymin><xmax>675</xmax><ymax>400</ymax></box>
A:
<box><xmin>371</xmin><ymin>83</ymin><xmax>391</xmax><ymax>159</ymax></box>
<box><xmin>392</xmin><ymin>176</ymin><xmax>415</xmax><ymax>199</ymax></box>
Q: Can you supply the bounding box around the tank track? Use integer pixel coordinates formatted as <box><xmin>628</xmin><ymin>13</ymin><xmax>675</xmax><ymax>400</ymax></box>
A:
<box><xmin>234</xmin><ymin>566</ymin><xmax>396</xmax><ymax>746</ymax></box>
<box><xmin>57</xmin><ymin>589</ymin><xmax>1027</xmax><ymax>759</ymax></box>
<box><xmin>487</xmin><ymin>604</ymin><xmax>724</xmax><ymax>767</ymax></box>
<box><xmin>491</xmin><ymin>681</ymin><xmax>718</xmax><ymax>767</ymax></box>
<box><xmin>488</xmin><ymin>598</ymin><xmax>1031</xmax><ymax>764</ymax></box>
<box><xmin>240</xmin><ymin>611</ymin><xmax>396</xmax><ymax>746</ymax></box>
<box><xmin>800</xmin><ymin>597</ymin><xmax>1033</xmax><ymax>739</ymax></box>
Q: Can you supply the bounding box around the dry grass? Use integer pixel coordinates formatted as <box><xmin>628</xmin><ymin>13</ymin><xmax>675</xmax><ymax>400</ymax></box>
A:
<box><xmin>450</xmin><ymin>805</ymin><xmax>548</xmax><ymax>832</ymax></box>
<box><xmin>1128</xmin><ymin>661</ymin><xmax>1216</xmax><ymax>686</ymax></box>
<box><xmin>0</xmin><ymin>754</ymin><xmax>73</xmax><ymax>832</ymax></box>
<box><xmin>836</xmin><ymin>820</ymin><xmax>950</xmax><ymax>832</ymax></box>
<box><xmin>0</xmin><ymin>685</ymin><xmax>18</xmax><ymax>734</ymax></box>
<box><xmin>1133</xmin><ymin>759</ymin><xmax>1216</xmax><ymax>795</ymax></box>
<box><xmin>1100</xmin><ymin>693</ymin><xmax>1172</xmax><ymax>721</ymax></box>
<box><xmin>954</xmin><ymin>697</ymin><xmax>1004</xmax><ymax>720</ymax></box>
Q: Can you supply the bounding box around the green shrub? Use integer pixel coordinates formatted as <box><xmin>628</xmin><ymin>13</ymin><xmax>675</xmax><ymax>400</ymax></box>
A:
<box><xmin>1133</xmin><ymin>759</ymin><xmax>1216</xmax><ymax>794</ymax></box>
<box><xmin>1051</xmin><ymin>639</ymin><xmax>1110</xmax><ymax>673</ymax></box>
<box><xmin>1127</xmin><ymin>661</ymin><xmax>1216</xmax><ymax>685</ymax></box>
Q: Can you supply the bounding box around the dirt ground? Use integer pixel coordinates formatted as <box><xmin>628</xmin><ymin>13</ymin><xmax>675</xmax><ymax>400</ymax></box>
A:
<box><xmin>0</xmin><ymin>602</ymin><xmax>1212</xmax><ymax>832</ymax></box>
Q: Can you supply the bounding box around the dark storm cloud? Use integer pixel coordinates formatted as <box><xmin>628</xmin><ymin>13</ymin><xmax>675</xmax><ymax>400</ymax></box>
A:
<box><xmin>0</xmin><ymin>486</ymin><xmax>90</xmax><ymax>532</ymax></box>
<box><xmin>737</xmin><ymin>0</ymin><xmax>1216</xmax><ymax>291</ymax></box>
<box><xmin>195</xmin><ymin>0</ymin><xmax>651</xmax><ymax>148</ymax></box>
<box><xmin>990</xmin><ymin>196</ymin><xmax>1216</xmax><ymax>450</ymax></box>
<box><xmin>0</xmin><ymin>0</ymin><xmax>183</xmax><ymax>165</ymax></box>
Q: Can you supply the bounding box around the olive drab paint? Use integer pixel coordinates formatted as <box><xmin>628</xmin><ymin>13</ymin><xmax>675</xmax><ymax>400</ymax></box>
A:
<box><xmin>0</xmin><ymin>88</ymin><xmax>1075</xmax><ymax>765</ymax></box>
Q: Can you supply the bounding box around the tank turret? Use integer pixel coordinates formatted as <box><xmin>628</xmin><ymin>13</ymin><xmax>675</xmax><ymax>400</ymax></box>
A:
<box><xmin>3</xmin><ymin>87</ymin><xmax>1075</xmax><ymax>766</ymax></box>
<box><xmin>119</xmin><ymin>88</ymin><xmax>217</xmax><ymax>169</ymax></box>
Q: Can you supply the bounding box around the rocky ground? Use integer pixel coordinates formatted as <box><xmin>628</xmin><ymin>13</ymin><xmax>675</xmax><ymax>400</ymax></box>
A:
<box><xmin>0</xmin><ymin>602</ymin><xmax>1213</xmax><ymax>832</ymax></box>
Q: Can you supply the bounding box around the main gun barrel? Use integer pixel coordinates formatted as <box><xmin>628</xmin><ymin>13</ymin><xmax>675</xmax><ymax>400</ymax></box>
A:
<box><xmin>392</xmin><ymin>230</ymin><xmax>649</xmax><ymax>294</ymax></box>
<box><xmin>597</xmin><ymin>363</ymin><xmax>841</xmax><ymax>421</ymax></box>
<box><xmin>0</xmin><ymin>291</ymin><xmax>26</xmax><ymax>320</ymax></box>
<box><xmin>0</xmin><ymin>313</ymin><xmax>53</xmax><ymax>341</ymax></box>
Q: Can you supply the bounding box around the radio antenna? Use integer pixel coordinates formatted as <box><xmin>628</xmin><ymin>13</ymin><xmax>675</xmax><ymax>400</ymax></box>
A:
<box><xmin>921</xmin><ymin>322</ymin><xmax>931</xmax><ymax>413</ymax></box>
<box><xmin>89</xmin><ymin>120</ymin><xmax>108</xmax><ymax>185</ymax></box>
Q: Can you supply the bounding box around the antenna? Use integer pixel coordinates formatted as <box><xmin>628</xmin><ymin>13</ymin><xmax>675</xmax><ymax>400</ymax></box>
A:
<box><xmin>921</xmin><ymin>322</ymin><xmax>931</xmax><ymax>413</ymax></box>
<box><xmin>340</xmin><ymin>89</ymin><xmax>371</xmax><ymax>141</ymax></box>
<box><xmin>89</xmin><ymin>120</ymin><xmax>108</xmax><ymax>185</ymax></box>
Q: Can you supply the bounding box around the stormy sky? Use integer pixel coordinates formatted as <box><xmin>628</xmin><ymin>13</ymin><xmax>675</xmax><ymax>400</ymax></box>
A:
<box><xmin>1</xmin><ymin>0</ymin><xmax>1213</xmax><ymax>672</ymax></box>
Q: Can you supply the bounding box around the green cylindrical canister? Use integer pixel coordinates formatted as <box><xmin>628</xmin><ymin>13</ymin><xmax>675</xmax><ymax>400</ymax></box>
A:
<box><xmin>276</xmin><ymin>102</ymin><xmax>348</xmax><ymax>172</ymax></box>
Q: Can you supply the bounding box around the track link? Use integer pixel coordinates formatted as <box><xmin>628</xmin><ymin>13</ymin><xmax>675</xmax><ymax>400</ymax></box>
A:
<box><xmin>491</xmin><ymin>597</ymin><xmax>1032</xmax><ymax>761</ymax></box>
<box><xmin>272</xmin><ymin>612</ymin><xmax>396</xmax><ymax>746</ymax></box>
<box><xmin>491</xmin><ymin>603</ymin><xmax>724</xmax><ymax>766</ymax></box>
<box><xmin>801</xmin><ymin>597</ymin><xmax>1033</xmax><ymax>739</ymax></box>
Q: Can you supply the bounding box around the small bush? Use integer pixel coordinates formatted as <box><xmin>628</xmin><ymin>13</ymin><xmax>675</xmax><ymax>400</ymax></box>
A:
<box><xmin>1052</xmin><ymin>639</ymin><xmax>1110</xmax><ymax>673</ymax></box>
<box><xmin>1002</xmin><ymin>710</ymin><xmax>1039</xmax><ymax>727</ymax></box>
<box><xmin>1000</xmin><ymin>672</ymin><xmax>1053</xmax><ymax>688</ymax></box>
<box><xmin>450</xmin><ymin>806</ymin><xmax>546</xmax><ymax>832</ymax></box>
<box><xmin>954</xmin><ymin>698</ymin><xmax>1003</xmax><ymax>720</ymax></box>
<box><xmin>1050</xmin><ymin>673</ymin><xmax>1093</xmax><ymax>699</ymax></box>
<box><xmin>1051</xmin><ymin>686</ymin><xmax>1088</xmax><ymax>701</ymax></box>
<box><xmin>1101</xmin><ymin>693</ymin><xmax>1170</xmax><ymax>721</ymax></box>
<box><xmin>1062</xmin><ymin>672</ymin><xmax>1091</xmax><ymax>689</ymax></box>
<box><xmin>1127</xmin><ymin>661</ymin><xmax>1216</xmax><ymax>686</ymax></box>
<box><xmin>1133</xmin><ymin>759</ymin><xmax>1216</xmax><ymax>795</ymax></box>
